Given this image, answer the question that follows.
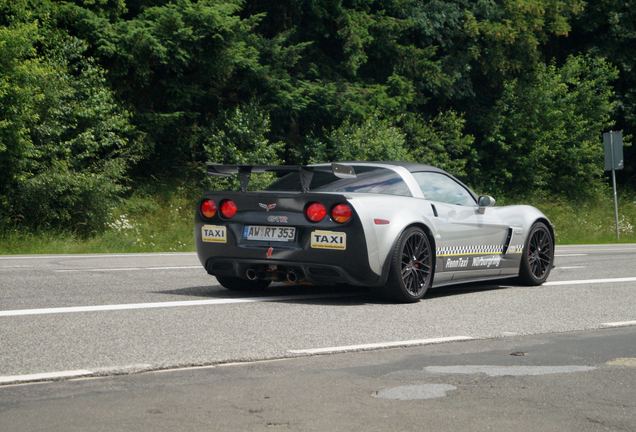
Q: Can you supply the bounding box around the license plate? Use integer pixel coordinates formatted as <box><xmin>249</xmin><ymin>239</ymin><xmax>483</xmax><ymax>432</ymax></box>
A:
<box><xmin>243</xmin><ymin>225</ymin><xmax>296</xmax><ymax>242</ymax></box>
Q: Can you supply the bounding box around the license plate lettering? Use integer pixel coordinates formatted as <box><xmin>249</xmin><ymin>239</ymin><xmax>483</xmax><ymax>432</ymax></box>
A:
<box><xmin>243</xmin><ymin>226</ymin><xmax>296</xmax><ymax>242</ymax></box>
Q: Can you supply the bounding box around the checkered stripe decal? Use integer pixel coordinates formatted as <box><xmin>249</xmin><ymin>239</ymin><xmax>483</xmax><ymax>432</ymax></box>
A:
<box><xmin>437</xmin><ymin>244</ymin><xmax>523</xmax><ymax>256</ymax></box>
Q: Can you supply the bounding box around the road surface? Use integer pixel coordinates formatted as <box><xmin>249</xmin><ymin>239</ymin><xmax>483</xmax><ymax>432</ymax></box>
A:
<box><xmin>1</xmin><ymin>244</ymin><xmax>635</xmax><ymax>430</ymax></box>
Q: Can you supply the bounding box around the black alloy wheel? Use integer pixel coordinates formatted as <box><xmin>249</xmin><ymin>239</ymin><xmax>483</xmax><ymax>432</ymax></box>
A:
<box><xmin>518</xmin><ymin>222</ymin><xmax>554</xmax><ymax>285</ymax></box>
<box><xmin>383</xmin><ymin>226</ymin><xmax>434</xmax><ymax>302</ymax></box>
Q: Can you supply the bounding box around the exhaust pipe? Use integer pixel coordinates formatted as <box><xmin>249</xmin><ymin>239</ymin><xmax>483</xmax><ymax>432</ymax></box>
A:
<box><xmin>245</xmin><ymin>268</ymin><xmax>257</xmax><ymax>281</ymax></box>
<box><xmin>286</xmin><ymin>270</ymin><xmax>298</xmax><ymax>283</ymax></box>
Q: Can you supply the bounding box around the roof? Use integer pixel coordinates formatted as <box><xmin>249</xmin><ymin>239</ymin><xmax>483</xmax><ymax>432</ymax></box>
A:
<box><xmin>334</xmin><ymin>161</ymin><xmax>447</xmax><ymax>174</ymax></box>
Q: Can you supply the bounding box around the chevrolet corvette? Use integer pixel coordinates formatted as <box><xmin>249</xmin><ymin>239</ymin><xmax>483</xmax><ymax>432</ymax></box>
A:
<box><xmin>195</xmin><ymin>162</ymin><xmax>555</xmax><ymax>302</ymax></box>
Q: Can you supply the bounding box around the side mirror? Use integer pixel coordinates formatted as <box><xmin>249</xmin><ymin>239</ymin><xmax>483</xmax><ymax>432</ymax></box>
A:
<box><xmin>478</xmin><ymin>195</ymin><xmax>496</xmax><ymax>213</ymax></box>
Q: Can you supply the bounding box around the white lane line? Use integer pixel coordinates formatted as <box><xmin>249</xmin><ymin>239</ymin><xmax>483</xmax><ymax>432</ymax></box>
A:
<box><xmin>557</xmin><ymin>247</ymin><xmax>636</xmax><ymax>253</ymax></box>
<box><xmin>55</xmin><ymin>266</ymin><xmax>201</xmax><ymax>273</ymax></box>
<box><xmin>601</xmin><ymin>320</ymin><xmax>636</xmax><ymax>328</ymax></box>
<box><xmin>0</xmin><ymin>252</ymin><xmax>196</xmax><ymax>260</ymax></box>
<box><xmin>544</xmin><ymin>277</ymin><xmax>636</xmax><ymax>286</ymax></box>
<box><xmin>555</xmin><ymin>253</ymin><xmax>588</xmax><ymax>257</ymax></box>
<box><xmin>0</xmin><ymin>293</ymin><xmax>357</xmax><ymax>317</ymax></box>
<box><xmin>288</xmin><ymin>336</ymin><xmax>474</xmax><ymax>355</ymax></box>
<box><xmin>556</xmin><ymin>266</ymin><xmax>586</xmax><ymax>270</ymax></box>
<box><xmin>0</xmin><ymin>370</ymin><xmax>93</xmax><ymax>385</ymax></box>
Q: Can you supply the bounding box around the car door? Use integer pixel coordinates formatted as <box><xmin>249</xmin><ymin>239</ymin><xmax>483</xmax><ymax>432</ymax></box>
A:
<box><xmin>412</xmin><ymin>172</ymin><xmax>510</xmax><ymax>282</ymax></box>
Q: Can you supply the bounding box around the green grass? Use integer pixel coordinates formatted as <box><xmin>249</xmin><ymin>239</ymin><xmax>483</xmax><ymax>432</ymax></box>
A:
<box><xmin>504</xmin><ymin>192</ymin><xmax>636</xmax><ymax>245</ymax></box>
<box><xmin>1</xmin><ymin>188</ymin><xmax>635</xmax><ymax>254</ymax></box>
<box><xmin>0</xmin><ymin>186</ymin><xmax>196</xmax><ymax>254</ymax></box>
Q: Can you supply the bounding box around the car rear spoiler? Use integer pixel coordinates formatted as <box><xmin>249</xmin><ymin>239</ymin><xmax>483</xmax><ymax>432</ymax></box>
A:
<box><xmin>206</xmin><ymin>163</ymin><xmax>356</xmax><ymax>192</ymax></box>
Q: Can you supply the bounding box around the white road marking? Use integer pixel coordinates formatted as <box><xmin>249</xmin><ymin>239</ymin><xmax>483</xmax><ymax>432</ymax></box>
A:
<box><xmin>0</xmin><ymin>370</ymin><xmax>93</xmax><ymax>385</ymax></box>
<box><xmin>557</xmin><ymin>247</ymin><xmax>636</xmax><ymax>253</ymax></box>
<box><xmin>555</xmin><ymin>253</ymin><xmax>588</xmax><ymax>257</ymax></box>
<box><xmin>55</xmin><ymin>266</ymin><xmax>201</xmax><ymax>273</ymax></box>
<box><xmin>556</xmin><ymin>266</ymin><xmax>586</xmax><ymax>270</ymax></box>
<box><xmin>288</xmin><ymin>336</ymin><xmax>474</xmax><ymax>355</ymax></box>
<box><xmin>544</xmin><ymin>277</ymin><xmax>636</xmax><ymax>286</ymax></box>
<box><xmin>3</xmin><ymin>276</ymin><xmax>636</xmax><ymax>318</ymax></box>
<box><xmin>0</xmin><ymin>293</ymin><xmax>357</xmax><ymax>317</ymax></box>
<box><xmin>0</xmin><ymin>252</ymin><xmax>196</xmax><ymax>260</ymax></box>
<box><xmin>601</xmin><ymin>320</ymin><xmax>636</xmax><ymax>328</ymax></box>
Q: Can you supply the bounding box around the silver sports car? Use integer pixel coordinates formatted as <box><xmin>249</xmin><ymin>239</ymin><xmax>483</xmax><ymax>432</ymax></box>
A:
<box><xmin>195</xmin><ymin>162</ymin><xmax>555</xmax><ymax>302</ymax></box>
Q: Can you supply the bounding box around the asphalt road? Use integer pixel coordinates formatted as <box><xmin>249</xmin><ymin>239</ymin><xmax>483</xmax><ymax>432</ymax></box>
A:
<box><xmin>1</xmin><ymin>326</ymin><xmax>635</xmax><ymax>431</ymax></box>
<box><xmin>0</xmin><ymin>244</ymin><xmax>635</xmax><ymax>430</ymax></box>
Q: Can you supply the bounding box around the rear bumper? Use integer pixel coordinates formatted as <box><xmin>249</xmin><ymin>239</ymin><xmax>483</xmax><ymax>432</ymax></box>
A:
<box><xmin>204</xmin><ymin>257</ymin><xmax>380</xmax><ymax>286</ymax></box>
<box><xmin>195</xmin><ymin>226</ymin><xmax>382</xmax><ymax>287</ymax></box>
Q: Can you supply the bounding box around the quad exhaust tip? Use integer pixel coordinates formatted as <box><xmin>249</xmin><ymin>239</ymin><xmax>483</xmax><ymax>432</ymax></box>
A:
<box><xmin>245</xmin><ymin>268</ymin><xmax>257</xmax><ymax>280</ymax></box>
<box><xmin>286</xmin><ymin>270</ymin><xmax>298</xmax><ymax>283</ymax></box>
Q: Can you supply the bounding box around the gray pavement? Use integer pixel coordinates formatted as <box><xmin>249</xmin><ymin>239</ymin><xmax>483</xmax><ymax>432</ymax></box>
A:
<box><xmin>0</xmin><ymin>245</ymin><xmax>635</xmax><ymax>430</ymax></box>
<box><xmin>1</xmin><ymin>245</ymin><xmax>636</xmax><ymax>379</ymax></box>
<box><xmin>1</xmin><ymin>326</ymin><xmax>634</xmax><ymax>431</ymax></box>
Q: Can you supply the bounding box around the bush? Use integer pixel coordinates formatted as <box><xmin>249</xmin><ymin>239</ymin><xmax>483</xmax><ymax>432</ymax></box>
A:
<box><xmin>481</xmin><ymin>55</ymin><xmax>619</xmax><ymax>198</ymax></box>
<box><xmin>317</xmin><ymin>116</ymin><xmax>412</xmax><ymax>162</ymax></box>
<box><xmin>0</xmin><ymin>14</ymin><xmax>142</xmax><ymax>234</ymax></box>
<box><xmin>11</xmin><ymin>167</ymin><xmax>123</xmax><ymax>236</ymax></box>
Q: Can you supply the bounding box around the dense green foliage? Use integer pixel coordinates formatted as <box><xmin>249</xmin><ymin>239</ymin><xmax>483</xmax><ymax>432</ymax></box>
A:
<box><xmin>1</xmin><ymin>0</ymin><xmax>634</xmax><ymax>235</ymax></box>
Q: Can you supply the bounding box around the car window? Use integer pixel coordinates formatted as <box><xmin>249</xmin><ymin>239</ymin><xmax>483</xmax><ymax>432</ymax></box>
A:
<box><xmin>412</xmin><ymin>172</ymin><xmax>475</xmax><ymax>206</ymax></box>
<box><xmin>267</xmin><ymin>166</ymin><xmax>411</xmax><ymax>196</ymax></box>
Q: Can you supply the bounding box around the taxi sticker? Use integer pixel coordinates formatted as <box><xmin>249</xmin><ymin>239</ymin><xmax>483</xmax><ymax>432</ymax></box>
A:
<box><xmin>310</xmin><ymin>230</ymin><xmax>346</xmax><ymax>250</ymax></box>
<box><xmin>201</xmin><ymin>225</ymin><xmax>227</xmax><ymax>243</ymax></box>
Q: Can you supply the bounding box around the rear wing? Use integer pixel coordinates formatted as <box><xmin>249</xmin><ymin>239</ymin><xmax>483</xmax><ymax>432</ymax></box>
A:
<box><xmin>207</xmin><ymin>163</ymin><xmax>356</xmax><ymax>192</ymax></box>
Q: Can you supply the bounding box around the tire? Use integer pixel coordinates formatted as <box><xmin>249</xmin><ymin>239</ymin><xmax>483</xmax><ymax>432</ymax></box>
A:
<box><xmin>517</xmin><ymin>221</ymin><xmax>554</xmax><ymax>285</ymax></box>
<box><xmin>381</xmin><ymin>226</ymin><xmax>434</xmax><ymax>303</ymax></box>
<box><xmin>216</xmin><ymin>276</ymin><xmax>271</xmax><ymax>291</ymax></box>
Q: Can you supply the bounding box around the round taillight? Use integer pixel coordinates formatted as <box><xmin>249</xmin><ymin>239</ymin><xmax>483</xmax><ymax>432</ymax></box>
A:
<box><xmin>305</xmin><ymin>202</ymin><xmax>327</xmax><ymax>222</ymax></box>
<box><xmin>331</xmin><ymin>203</ymin><xmax>352</xmax><ymax>223</ymax></box>
<box><xmin>200</xmin><ymin>199</ymin><xmax>217</xmax><ymax>218</ymax></box>
<box><xmin>220</xmin><ymin>199</ymin><xmax>238</xmax><ymax>219</ymax></box>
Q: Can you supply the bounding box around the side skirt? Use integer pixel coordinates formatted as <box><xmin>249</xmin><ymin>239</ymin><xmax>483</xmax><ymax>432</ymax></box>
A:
<box><xmin>431</xmin><ymin>274</ymin><xmax>518</xmax><ymax>289</ymax></box>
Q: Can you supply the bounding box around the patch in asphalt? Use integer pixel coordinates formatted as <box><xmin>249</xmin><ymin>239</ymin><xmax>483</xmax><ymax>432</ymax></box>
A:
<box><xmin>424</xmin><ymin>365</ymin><xmax>596</xmax><ymax>376</ymax></box>
<box><xmin>374</xmin><ymin>384</ymin><xmax>457</xmax><ymax>400</ymax></box>
<box><xmin>605</xmin><ymin>357</ymin><xmax>636</xmax><ymax>367</ymax></box>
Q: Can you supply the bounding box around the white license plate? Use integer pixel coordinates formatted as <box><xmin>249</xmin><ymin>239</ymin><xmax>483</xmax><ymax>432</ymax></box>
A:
<box><xmin>243</xmin><ymin>225</ymin><xmax>296</xmax><ymax>242</ymax></box>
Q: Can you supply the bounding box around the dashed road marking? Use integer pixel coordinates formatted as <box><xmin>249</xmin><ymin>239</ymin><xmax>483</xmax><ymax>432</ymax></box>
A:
<box><xmin>55</xmin><ymin>266</ymin><xmax>202</xmax><ymax>273</ymax></box>
<box><xmin>545</xmin><ymin>277</ymin><xmax>636</xmax><ymax>286</ymax></box>
<box><xmin>601</xmin><ymin>320</ymin><xmax>636</xmax><ymax>328</ymax></box>
<box><xmin>0</xmin><ymin>293</ymin><xmax>358</xmax><ymax>317</ymax></box>
<box><xmin>288</xmin><ymin>336</ymin><xmax>474</xmax><ymax>355</ymax></box>
<box><xmin>0</xmin><ymin>253</ymin><xmax>196</xmax><ymax>260</ymax></box>
<box><xmin>555</xmin><ymin>253</ymin><xmax>588</xmax><ymax>257</ymax></box>
<box><xmin>556</xmin><ymin>266</ymin><xmax>586</xmax><ymax>270</ymax></box>
<box><xmin>0</xmin><ymin>370</ymin><xmax>93</xmax><ymax>385</ymax></box>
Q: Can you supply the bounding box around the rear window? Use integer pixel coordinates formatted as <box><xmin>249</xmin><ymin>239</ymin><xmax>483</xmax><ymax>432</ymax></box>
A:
<box><xmin>267</xmin><ymin>166</ymin><xmax>411</xmax><ymax>196</ymax></box>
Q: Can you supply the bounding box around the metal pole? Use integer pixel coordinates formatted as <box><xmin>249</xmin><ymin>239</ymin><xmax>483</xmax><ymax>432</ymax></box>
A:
<box><xmin>610</xmin><ymin>132</ymin><xmax>620</xmax><ymax>240</ymax></box>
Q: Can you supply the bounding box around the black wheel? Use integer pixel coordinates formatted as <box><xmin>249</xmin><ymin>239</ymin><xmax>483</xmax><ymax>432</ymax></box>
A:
<box><xmin>216</xmin><ymin>276</ymin><xmax>271</xmax><ymax>291</ymax></box>
<box><xmin>382</xmin><ymin>226</ymin><xmax>434</xmax><ymax>303</ymax></box>
<box><xmin>517</xmin><ymin>222</ymin><xmax>554</xmax><ymax>285</ymax></box>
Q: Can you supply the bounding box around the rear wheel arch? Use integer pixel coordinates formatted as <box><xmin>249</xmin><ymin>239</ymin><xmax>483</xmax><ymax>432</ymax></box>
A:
<box><xmin>379</xmin><ymin>222</ymin><xmax>436</xmax><ymax>284</ymax></box>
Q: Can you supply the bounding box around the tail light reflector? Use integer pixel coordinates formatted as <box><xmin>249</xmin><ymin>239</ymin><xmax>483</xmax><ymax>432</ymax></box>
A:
<box><xmin>331</xmin><ymin>203</ymin><xmax>352</xmax><ymax>223</ymax></box>
<box><xmin>305</xmin><ymin>202</ymin><xmax>327</xmax><ymax>222</ymax></box>
<box><xmin>220</xmin><ymin>199</ymin><xmax>238</xmax><ymax>219</ymax></box>
<box><xmin>200</xmin><ymin>199</ymin><xmax>217</xmax><ymax>218</ymax></box>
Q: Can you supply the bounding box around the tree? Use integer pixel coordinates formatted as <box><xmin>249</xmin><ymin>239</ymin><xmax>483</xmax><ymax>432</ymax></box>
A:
<box><xmin>481</xmin><ymin>55</ymin><xmax>617</xmax><ymax>198</ymax></box>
